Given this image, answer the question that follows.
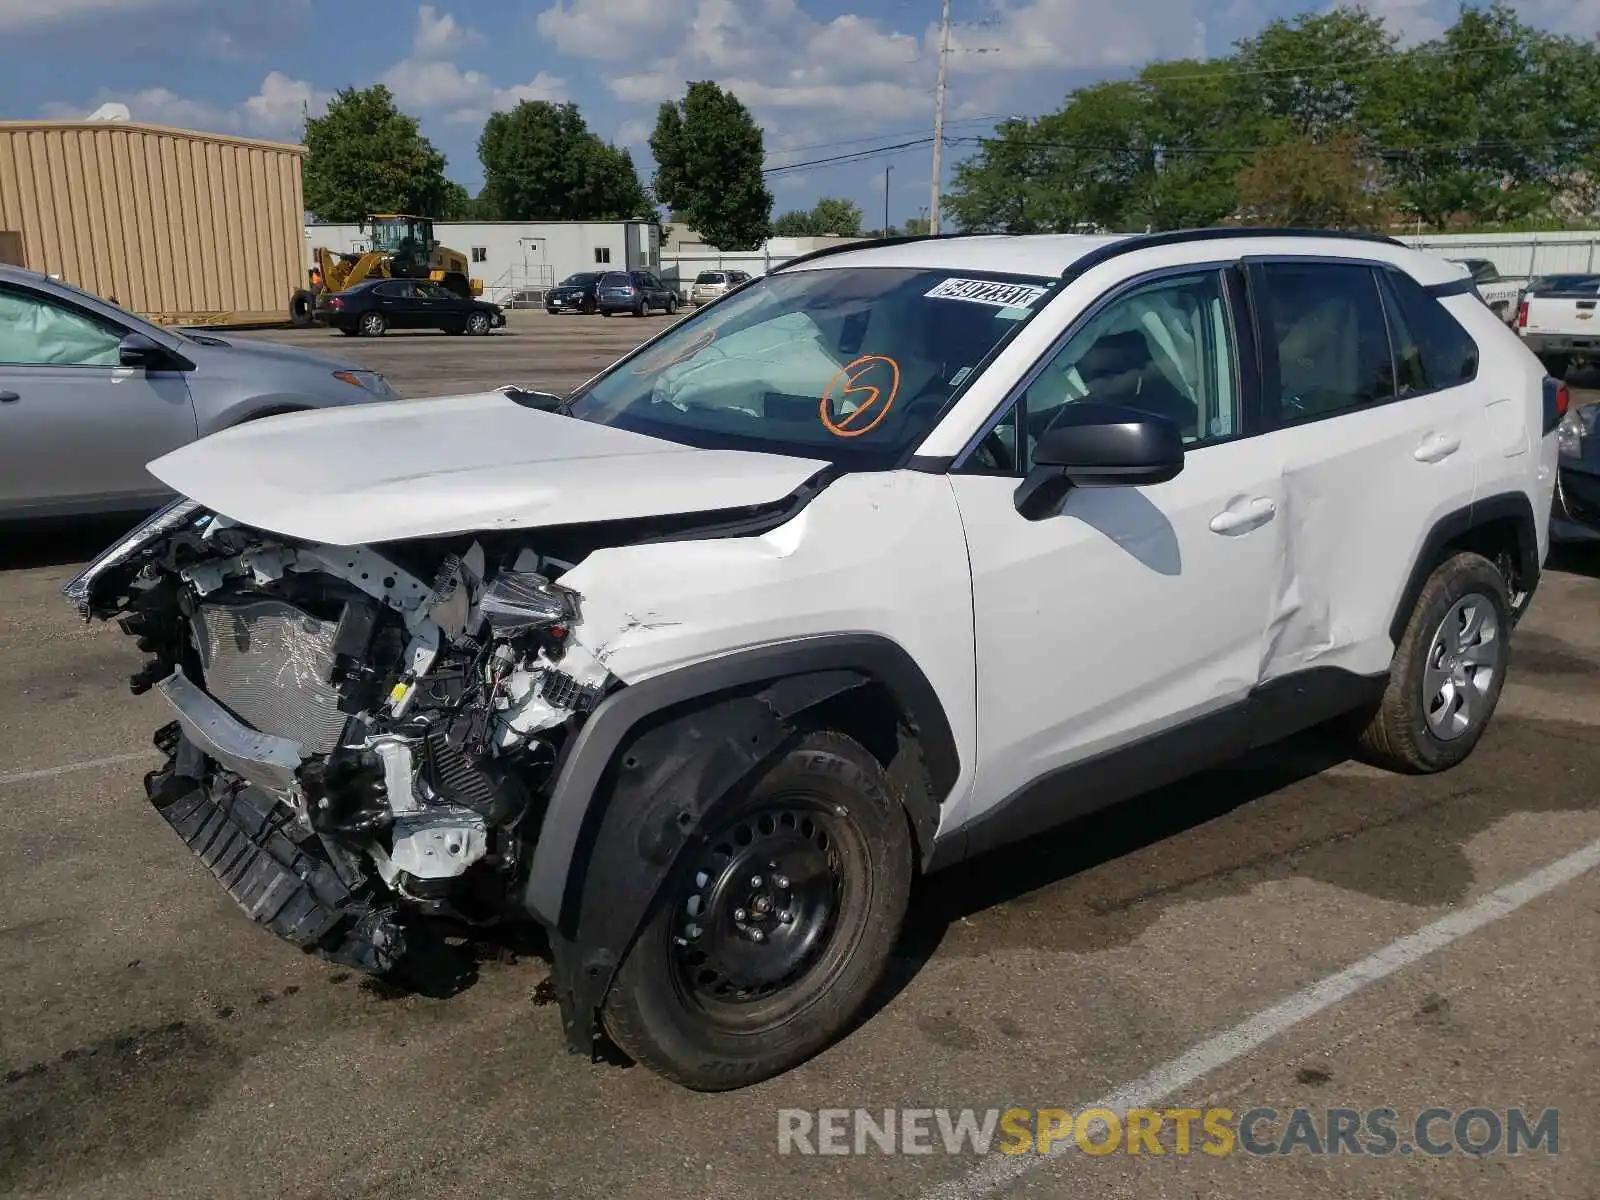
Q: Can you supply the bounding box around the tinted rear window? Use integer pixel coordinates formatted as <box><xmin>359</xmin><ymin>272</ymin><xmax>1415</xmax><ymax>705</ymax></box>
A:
<box><xmin>696</xmin><ymin>272</ymin><xmax>726</xmax><ymax>284</ymax></box>
<box><xmin>1381</xmin><ymin>269</ymin><xmax>1478</xmax><ymax>389</ymax></box>
<box><xmin>600</xmin><ymin>272</ymin><xmax>631</xmax><ymax>287</ymax></box>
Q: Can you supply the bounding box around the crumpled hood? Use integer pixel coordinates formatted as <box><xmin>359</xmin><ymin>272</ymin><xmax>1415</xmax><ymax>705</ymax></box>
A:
<box><xmin>146</xmin><ymin>390</ymin><xmax>830</xmax><ymax>545</ymax></box>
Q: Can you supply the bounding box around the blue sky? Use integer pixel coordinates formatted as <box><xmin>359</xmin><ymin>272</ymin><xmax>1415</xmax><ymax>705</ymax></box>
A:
<box><xmin>0</xmin><ymin>0</ymin><xmax>1592</xmax><ymax>228</ymax></box>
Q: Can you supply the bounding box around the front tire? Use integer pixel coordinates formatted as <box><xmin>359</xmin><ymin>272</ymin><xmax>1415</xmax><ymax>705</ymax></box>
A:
<box><xmin>466</xmin><ymin>311</ymin><xmax>492</xmax><ymax>335</ymax></box>
<box><xmin>601</xmin><ymin>731</ymin><xmax>913</xmax><ymax>1091</ymax></box>
<box><xmin>1356</xmin><ymin>551</ymin><xmax>1511</xmax><ymax>773</ymax></box>
<box><xmin>666</xmin><ymin>294</ymin><xmax>679</xmax><ymax>315</ymax></box>
<box><xmin>360</xmin><ymin>312</ymin><xmax>387</xmax><ymax>337</ymax></box>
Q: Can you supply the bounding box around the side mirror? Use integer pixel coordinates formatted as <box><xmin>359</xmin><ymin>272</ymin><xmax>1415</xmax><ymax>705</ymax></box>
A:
<box><xmin>1014</xmin><ymin>401</ymin><xmax>1185</xmax><ymax>520</ymax></box>
<box><xmin>119</xmin><ymin>331</ymin><xmax>188</xmax><ymax>371</ymax></box>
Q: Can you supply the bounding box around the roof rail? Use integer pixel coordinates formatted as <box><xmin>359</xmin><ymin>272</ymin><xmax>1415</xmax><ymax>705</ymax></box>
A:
<box><xmin>1059</xmin><ymin>225</ymin><xmax>1405</xmax><ymax>284</ymax></box>
<box><xmin>771</xmin><ymin>231</ymin><xmax>992</xmax><ymax>273</ymax></box>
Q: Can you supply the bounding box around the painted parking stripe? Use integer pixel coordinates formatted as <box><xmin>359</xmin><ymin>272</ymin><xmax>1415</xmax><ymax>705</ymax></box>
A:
<box><xmin>924</xmin><ymin>834</ymin><xmax>1600</xmax><ymax>1200</ymax></box>
<box><xmin>0</xmin><ymin>751</ymin><xmax>152</xmax><ymax>787</ymax></box>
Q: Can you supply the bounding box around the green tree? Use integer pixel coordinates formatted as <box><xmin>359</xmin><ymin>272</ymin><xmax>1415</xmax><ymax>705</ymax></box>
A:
<box><xmin>651</xmin><ymin>82</ymin><xmax>773</xmax><ymax>249</ymax></box>
<box><xmin>902</xmin><ymin>216</ymin><xmax>930</xmax><ymax>236</ymax></box>
<box><xmin>1232</xmin><ymin>7</ymin><xmax>1400</xmax><ymax>139</ymax></box>
<box><xmin>303</xmin><ymin>85</ymin><xmax>452</xmax><ymax>222</ymax></box>
<box><xmin>772</xmin><ymin>198</ymin><xmax>863</xmax><ymax>236</ymax></box>
<box><xmin>1374</xmin><ymin>3</ymin><xmax>1570</xmax><ymax>226</ymax></box>
<box><xmin>478</xmin><ymin>101</ymin><xmax>650</xmax><ymax>221</ymax></box>
<box><xmin>1236</xmin><ymin>130</ymin><xmax>1387</xmax><ymax>228</ymax></box>
<box><xmin>948</xmin><ymin>61</ymin><xmax>1253</xmax><ymax>233</ymax></box>
<box><xmin>772</xmin><ymin>209</ymin><xmax>817</xmax><ymax>235</ymax></box>
<box><xmin>807</xmin><ymin>197</ymin><xmax>862</xmax><ymax>236</ymax></box>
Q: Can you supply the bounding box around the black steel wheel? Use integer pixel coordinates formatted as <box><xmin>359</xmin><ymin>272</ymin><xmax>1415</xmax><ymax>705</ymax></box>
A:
<box><xmin>601</xmin><ymin>731</ymin><xmax>912</xmax><ymax>1091</ymax></box>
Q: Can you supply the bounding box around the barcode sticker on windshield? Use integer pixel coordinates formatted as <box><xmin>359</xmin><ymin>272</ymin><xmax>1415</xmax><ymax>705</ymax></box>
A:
<box><xmin>925</xmin><ymin>279</ymin><xmax>1048</xmax><ymax>308</ymax></box>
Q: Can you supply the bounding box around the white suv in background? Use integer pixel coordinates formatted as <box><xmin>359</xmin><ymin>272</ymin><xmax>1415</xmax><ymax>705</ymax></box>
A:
<box><xmin>69</xmin><ymin>228</ymin><xmax>1561</xmax><ymax>1093</ymax></box>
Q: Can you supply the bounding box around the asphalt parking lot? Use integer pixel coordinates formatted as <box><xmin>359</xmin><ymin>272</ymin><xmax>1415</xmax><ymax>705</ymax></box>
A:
<box><xmin>233</xmin><ymin>306</ymin><xmax>686</xmax><ymax>398</ymax></box>
<box><xmin>2</xmin><ymin>311</ymin><xmax>1598</xmax><ymax>1198</ymax></box>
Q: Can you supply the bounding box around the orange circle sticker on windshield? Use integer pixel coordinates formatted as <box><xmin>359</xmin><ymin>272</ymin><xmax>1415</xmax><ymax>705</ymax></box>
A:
<box><xmin>631</xmin><ymin>326</ymin><xmax>718</xmax><ymax>374</ymax></box>
<box><xmin>820</xmin><ymin>355</ymin><xmax>901</xmax><ymax>438</ymax></box>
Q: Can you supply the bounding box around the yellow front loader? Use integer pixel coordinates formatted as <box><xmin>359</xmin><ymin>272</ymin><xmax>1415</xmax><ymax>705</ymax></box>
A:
<box><xmin>291</xmin><ymin>214</ymin><xmax>483</xmax><ymax>326</ymax></box>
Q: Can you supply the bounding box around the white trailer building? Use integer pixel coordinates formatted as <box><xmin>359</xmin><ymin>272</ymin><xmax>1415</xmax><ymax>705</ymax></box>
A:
<box><xmin>303</xmin><ymin>219</ymin><xmax>662</xmax><ymax>304</ymax></box>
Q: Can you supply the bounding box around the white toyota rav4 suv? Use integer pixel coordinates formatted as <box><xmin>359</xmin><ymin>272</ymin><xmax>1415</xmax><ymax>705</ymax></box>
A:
<box><xmin>66</xmin><ymin>229</ymin><xmax>1564</xmax><ymax>1091</ymax></box>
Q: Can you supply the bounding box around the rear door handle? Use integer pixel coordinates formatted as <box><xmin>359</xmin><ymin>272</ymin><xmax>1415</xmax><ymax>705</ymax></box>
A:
<box><xmin>1210</xmin><ymin>496</ymin><xmax>1277</xmax><ymax>535</ymax></box>
<box><xmin>0</xmin><ymin>391</ymin><xmax>18</xmax><ymax>403</ymax></box>
<box><xmin>1414</xmin><ymin>433</ymin><xmax>1461</xmax><ymax>463</ymax></box>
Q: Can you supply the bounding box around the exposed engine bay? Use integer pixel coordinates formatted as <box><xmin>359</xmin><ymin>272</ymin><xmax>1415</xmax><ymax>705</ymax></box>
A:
<box><xmin>66</xmin><ymin>499</ymin><xmax>618</xmax><ymax>973</ymax></box>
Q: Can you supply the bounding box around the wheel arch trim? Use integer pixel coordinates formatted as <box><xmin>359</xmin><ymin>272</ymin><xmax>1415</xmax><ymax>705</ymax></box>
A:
<box><xmin>1387</xmin><ymin>490</ymin><xmax>1541</xmax><ymax>646</ymax></box>
<box><xmin>523</xmin><ymin>633</ymin><xmax>959</xmax><ymax>933</ymax></box>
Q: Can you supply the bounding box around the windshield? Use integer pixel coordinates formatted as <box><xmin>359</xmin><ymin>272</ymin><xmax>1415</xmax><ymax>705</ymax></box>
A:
<box><xmin>566</xmin><ymin>265</ymin><xmax>1057</xmax><ymax>468</ymax></box>
<box><xmin>561</xmin><ymin>273</ymin><xmax>601</xmax><ymax>286</ymax></box>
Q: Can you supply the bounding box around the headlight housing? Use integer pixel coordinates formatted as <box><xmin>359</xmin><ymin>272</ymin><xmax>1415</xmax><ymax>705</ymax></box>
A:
<box><xmin>61</xmin><ymin>497</ymin><xmax>206</xmax><ymax>620</ymax></box>
<box><xmin>333</xmin><ymin>369</ymin><xmax>396</xmax><ymax>398</ymax></box>
<box><xmin>1557</xmin><ymin>407</ymin><xmax>1586</xmax><ymax>459</ymax></box>
<box><xmin>479</xmin><ymin>570</ymin><xmax>580</xmax><ymax>635</ymax></box>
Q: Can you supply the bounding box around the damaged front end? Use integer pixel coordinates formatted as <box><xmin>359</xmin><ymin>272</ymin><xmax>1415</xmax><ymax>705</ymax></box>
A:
<box><xmin>65</xmin><ymin>498</ymin><xmax>614</xmax><ymax>979</ymax></box>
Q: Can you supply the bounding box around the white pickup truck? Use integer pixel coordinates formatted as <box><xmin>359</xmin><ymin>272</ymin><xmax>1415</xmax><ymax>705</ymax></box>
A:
<box><xmin>1448</xmin><ymin>258</ymin><xmax>1525</xmax><ymax>323</ymax></box>
<box><xmin>1516</xmin><ymin>272</ymin><xmax>1600</xmax><ymax>378</ymax></box>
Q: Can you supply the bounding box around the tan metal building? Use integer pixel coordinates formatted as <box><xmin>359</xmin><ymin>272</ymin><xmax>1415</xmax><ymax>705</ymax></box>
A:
<box><xmin>0</xmin><ymin>119</ymin><xmax>306</xmax><ymax>326</ymax></box>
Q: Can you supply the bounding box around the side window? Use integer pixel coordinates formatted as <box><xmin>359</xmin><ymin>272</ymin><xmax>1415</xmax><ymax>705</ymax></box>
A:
<box><xmin>966</xmin><ymin>270</ymin><xmax>1238</xmax><ymax>474</ymax></box>
<box><xmin>1383</xmin><ymin>269</ymin><xmax>1479</xmax><ymax>388</ymax></box>
<box><xmin>1261</xmin><ymin>262</ymin><xmax>1393</xmax><ymax>423</ymax></box>
<box><xmin>1375</xmin><ymin>272</ymin><xmax>1428</xmax><ymax>397</ymax></box>
<box><xmin>0</xmin><ymin>287</ymin><xmax>123</xmax><ymax>367</ymax></box>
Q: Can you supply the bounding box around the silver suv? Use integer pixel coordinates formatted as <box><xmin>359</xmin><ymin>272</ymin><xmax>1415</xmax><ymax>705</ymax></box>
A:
<box><xmin>688</xmin><ymin>268</ymin><xmax>752</xmax><ymax>306</ymax></box>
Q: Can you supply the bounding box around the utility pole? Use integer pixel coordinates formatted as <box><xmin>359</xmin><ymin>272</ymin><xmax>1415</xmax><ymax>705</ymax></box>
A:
<box><xmin>884</xmin><ymin>164</ymin><xmax>893</xmax><ymax>237</ymax></box>
<box><xmin>930</xmin><ymin>0</ymin><xmax>952</xmax><ymax>236</ymax></box>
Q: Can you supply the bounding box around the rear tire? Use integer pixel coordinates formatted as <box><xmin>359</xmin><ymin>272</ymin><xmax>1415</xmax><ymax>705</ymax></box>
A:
<box><xmin>1355</xmin><ymin>552</ymin><xmax>1511</xmax><ymax>774</ymax></box>
<box><xmin>360</xmin><ymin>312</ymin><xmax>387</xmax><ymax>337</ymax></box>
<box><xmin>582</xmin><ymin>297</ymin><xmax>596</xmax><ymax>315</ymax></box>
<box><xmin>635</xmin><ymin>299</ymin><xmax>647</xmax><ymax>318</ymax></box>
<box><xmin>289</xmin><ymin>289</ymin><xmax>315</xmax><ymax>328</ymax></box>
<box><xmin>601</xmin><ymin>730</ymin><xmax>913</xmax><ymax>1091</ymax></box>
<box><xmin>1542</xmin><ymin>354</ymin><xmax>1571</xmax><ymax>379</ymax></box>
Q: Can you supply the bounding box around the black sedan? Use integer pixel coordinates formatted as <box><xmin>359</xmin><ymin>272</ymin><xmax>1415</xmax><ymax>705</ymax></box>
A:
<box><xmin>1554</xmin><ymin>393</ymin><xmax>1600</xmax><ymax>543</ymax></box>
<box><xmin>316</xmin><ymin>278</ymin><xmax>505</xmax><ymax>337</ymax></box>
<box><xmin>546</xmin><ymin>272</ymin><xmax>603</xmax><ymax>314</ymax></box>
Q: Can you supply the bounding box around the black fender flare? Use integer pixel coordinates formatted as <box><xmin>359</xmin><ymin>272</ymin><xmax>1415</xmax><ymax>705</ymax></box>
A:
<box><xmin>521</xmin><ymin>634</ymin><xmax>959</xmax><ymax>1054</ymax></box>
<box><xmin>1387</xmin><ymin>490</ymin><xmax>1541</xmax><ymax>646</ymax></box>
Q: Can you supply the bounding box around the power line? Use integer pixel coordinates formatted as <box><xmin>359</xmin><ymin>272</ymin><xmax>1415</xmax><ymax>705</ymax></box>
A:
<box><xmin>763</xmin><ymin>137</ymin><xmax>934</xmax><ymax>176</ymax></box>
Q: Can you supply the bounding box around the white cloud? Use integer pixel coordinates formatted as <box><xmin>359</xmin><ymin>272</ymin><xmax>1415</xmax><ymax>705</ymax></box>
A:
<box><xmin>413</xmin><ymin>4</ymin><xmax>483</xmax><ymax>57</ymax></box>
<box><xmin>544</xmin><ymin>0</ymin><xmax>1203</xmax><ymax>155</ymax></box>
<box><xmin>41</xmin><ymin>71</ymin><xmax>325</xmax><ymax>140</ymax></box>
<box><xmin>384</xmin><ymin>4</ymin><xmax>564</xmax><ymax>123</ymax></box>
<box><xmin>616</xmin><ymin>119</ymin><xmax>653</xmax><ymax>148</ymax></box>
<box><xmin>242</xmin><ymin>70</ymin><xmax>328</xmax><ymax>137</ymax></box>
<box><xmin>536</xmin><ymin>0</ymin><xmax>692</xmax><ymax>62</ymax></box>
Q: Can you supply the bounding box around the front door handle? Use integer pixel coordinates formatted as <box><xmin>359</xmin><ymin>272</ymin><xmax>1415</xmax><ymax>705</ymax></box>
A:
<box><xmin>0</xmin><ymin>391</ymin><xmax>18</xmax><ymax>403</ymax></box>
<box><xmin>1414</xmin><ymin>433</ymin><xmax>1461</xmax><ymax>463</ymax></box>
<box><xmin>1210</xmin><ymin>496</ymin><xmax>1277</xmax><ymax>535</ymax></box>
